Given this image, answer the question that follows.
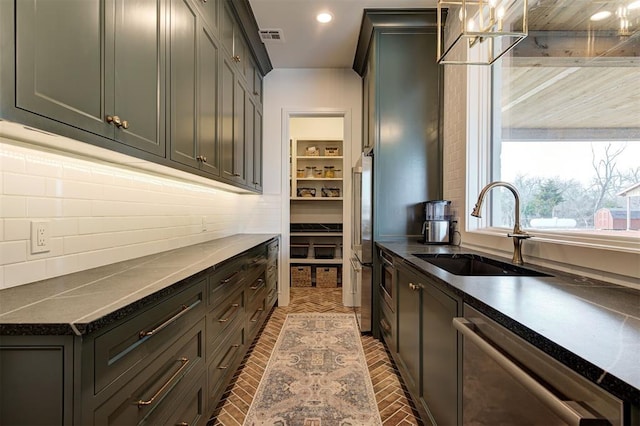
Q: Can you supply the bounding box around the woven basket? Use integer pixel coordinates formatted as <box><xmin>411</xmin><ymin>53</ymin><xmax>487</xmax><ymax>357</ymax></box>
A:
<box><xmin>316</xmin><ymin>266</ymin><xmax>338</xmax><ymax>288</ymax></box>
<box><xmin>291</xmin><ymin>266</ymin><xmax>312</xmax><ymax>287</ymax></box>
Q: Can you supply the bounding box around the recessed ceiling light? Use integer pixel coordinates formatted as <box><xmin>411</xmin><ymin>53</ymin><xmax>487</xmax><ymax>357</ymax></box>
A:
<box><xmin>316</xmin><ymin>12</ymin><xmax>333</xmax><ymax>23</ymax></box>
<box><xmin>590</xmin><ymin>10</ymin><xmax>612</xmax><ymax>21</ymax></box>
<box><xmin>628</xmin><ymin>0</ymin><xmax>640</xmax><ymax>10</ymax></box>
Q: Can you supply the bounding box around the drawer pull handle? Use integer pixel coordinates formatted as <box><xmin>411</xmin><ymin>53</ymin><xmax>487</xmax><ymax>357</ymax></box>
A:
<box><xmin>139</xmin><ymin>301</ymin><xmax>199</xmax><ymax>339</ymax></box>
<box><xmin>220</xmin><ymin>271</ymin><xmax>239</xmax><ymax>284</ymax></box>
<box><xmin>137</xmin><ymin>357</ymin><xmax>190</xmax><ymax>408</ymax></box>
<box><xmin>250</xmin><ymin>307</ymin><xmax>264</xmax><ymax>322</ymax></box>
<box><xmin>176</xmin><ymin>423</ymin><xmax>189</xmax><ymax>426</ymax></box>
<box><xmin>218</xmin><ymin>344</ymin><xmax>241</xmax><ymax>370</ymax></box>
<box><xmin>250</xmin><ymin>279</ymin><xmax>265</xmax><ymax>291</ymax></box>
<box><xmin>380</xmin><ymin>318</ymin><xmax>391</xmax><ymax>333</ymax></box>
<box><xmin>218</xmin><ymin>303</ymin><xmax>240</xmax><ymax>323</ymax></box>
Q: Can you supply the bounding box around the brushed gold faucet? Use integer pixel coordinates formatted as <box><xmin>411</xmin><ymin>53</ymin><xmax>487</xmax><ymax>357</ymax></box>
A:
<box><xmin>471</xmin><ymin>181</ymin><xmax>531</xmax><ymax>265</ymax></box>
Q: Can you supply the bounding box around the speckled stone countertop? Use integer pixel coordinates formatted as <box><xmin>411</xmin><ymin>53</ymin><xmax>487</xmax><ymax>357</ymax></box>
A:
<box><xmin>377</xmin><ymin>240</ymin><xmax>640</xmax><ymax>407</ymax></box>
<box><xmin>0</xmin><ymin>234</ymin><xmax>278</xmax><ymax>336</ymax></box>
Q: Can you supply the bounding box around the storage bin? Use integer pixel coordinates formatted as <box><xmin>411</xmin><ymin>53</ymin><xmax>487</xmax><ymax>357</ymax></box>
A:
<box><xmin>290</xmin><ymin>243</ymin><xmax>309</xmax><ymax>259</ymax></box>
<box><xmin>291</xmin><ymin>266</ymin><xmax>312</xmax><ymax>287</ymax></box>
<box><xmin>305</xmin><ymin>146</ymin><xmax>319</xmax><ymax>156</ymax></box>
<box><xmin>316</xmin><ymin>267</ymin><xmax>338</xmax><ymax>288</ymax></box>
<box><xmin>321</xmin><ymin>187</ymin><xmax>340</xmax><ymax>197</ymax></box>
<box><xmin>324</xmin><ymin>147</ymin><xmax>340</xmax><ymax>156</ymax></box>
<box><xmin>297</xmin><ymin>187</ymin><xmax>316</xmax><ymax>197</ymax></box>
<box><xmin>314</xmin><ymin>243</ymin><xmax>336</xmax><ymax>259</ymax></box>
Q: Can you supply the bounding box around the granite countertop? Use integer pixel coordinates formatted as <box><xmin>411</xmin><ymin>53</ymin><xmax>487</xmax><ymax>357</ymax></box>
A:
<box><xmin>377</xmin><ymin>240</ymin><xmax>640</xmax><ymax>407</ymax></box>
<box><xmin>0</xmin><ymin>234</ymin><xmax>278</xmax><ymax>336</ymax></box>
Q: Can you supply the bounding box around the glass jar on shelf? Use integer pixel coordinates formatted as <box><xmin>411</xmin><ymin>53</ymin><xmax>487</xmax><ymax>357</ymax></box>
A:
<box><xmin>324</xmin><ymin>166</ymin><xmax>335</xmax><ymax>178</ymax></box>
<box><xmin>305</xmin><ymin>166</ymin><xmax>316</xmax><ymax>178</ymax></box>
<box><xmin>296</xmin><ymin>169</ymin><xmax>305</xmax><ymax>178</ymax></box>
<box><xmin>313</xmin><ymin>168</ymin><xmax>324</xmax><ymax>178</ymax></box>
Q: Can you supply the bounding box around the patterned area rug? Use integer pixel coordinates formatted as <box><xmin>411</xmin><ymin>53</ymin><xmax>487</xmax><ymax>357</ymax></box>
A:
<box><xmin>243</xmin><ymin>313</ymin><xmax>383</xmax><ymax>426</ymax></box>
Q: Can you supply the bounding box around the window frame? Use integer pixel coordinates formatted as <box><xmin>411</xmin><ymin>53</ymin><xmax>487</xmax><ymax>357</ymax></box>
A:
<box><xmin>463</xmin><ymin>62</ymin><xmax>640</xmax><ymax>285</ymax></box>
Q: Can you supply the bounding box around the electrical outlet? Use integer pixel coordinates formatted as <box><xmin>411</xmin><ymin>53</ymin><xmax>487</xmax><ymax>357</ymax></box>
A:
<box><xmin>31</xmin><ymin>220</ymin><xmax>50</xmax><ymax>254</ymax></box>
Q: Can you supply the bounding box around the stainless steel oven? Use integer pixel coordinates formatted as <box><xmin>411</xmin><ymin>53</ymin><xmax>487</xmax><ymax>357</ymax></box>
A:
<box><xmin>455</xmin><ymin>305</ymin><xmax>623</xmax><ymax>425</ymax></box>
<box><xmin>379</xmin><ymin>250</ymin><xmax>394</xmax><ymax>312</ymax></box>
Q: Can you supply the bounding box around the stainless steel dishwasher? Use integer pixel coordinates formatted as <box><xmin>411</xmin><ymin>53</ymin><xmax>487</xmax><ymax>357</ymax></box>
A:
<box><xmin>454</xmin><ymin>305</ymin><xmax>624</xmax><ymax>425</ymax></box>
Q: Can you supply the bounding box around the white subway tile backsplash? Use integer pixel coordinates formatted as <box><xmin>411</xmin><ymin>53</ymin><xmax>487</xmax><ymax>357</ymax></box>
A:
<box><xmin>0</xmin><ymin>196</ymin><xmax>27</xmax><ymax>217</ymax></box>
<box><xmin>0</xmin><ymin>240</ymin><xmax>27</xmax><ymax>264</ymax></box>
<box><xmin>4</xmin><ymin>259</ymin><xmax>47</xmax><ymax>288</ymax></box>
<box><xmin>3</xmin><ymin>172</ymin><xmax>47</xmax><ymax>196</ymax></box>
<box><xmin>1</xmin><ymin>126</ymin><xmax>280</xmax><ymax>288</ymax></box>
<box><xmin>27</xmin><ymin>197</ymin><xmax>64</xmax><ymax>217</ymax></box>
<box><xmin>3</xmin><ymin>219</ymin><xmax>30</xmax><ymax>240</ymax></box>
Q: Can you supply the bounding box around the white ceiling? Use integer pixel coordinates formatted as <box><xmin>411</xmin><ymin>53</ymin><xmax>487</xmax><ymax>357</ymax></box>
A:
<box><xmin>248</xmin><ymin>0</ymin><xmax>436</xmax><ymax>69</ymax></box>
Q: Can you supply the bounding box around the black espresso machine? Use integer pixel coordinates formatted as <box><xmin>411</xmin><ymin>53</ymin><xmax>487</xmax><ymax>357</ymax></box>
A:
<box><xmin>422</xmin><ymin>200</ymin><xmax>452</xmax><ymax>244</ymax></box>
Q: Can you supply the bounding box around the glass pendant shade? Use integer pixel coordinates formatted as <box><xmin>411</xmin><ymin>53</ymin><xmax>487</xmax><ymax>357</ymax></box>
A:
<box><xmin>437</xmin><ymin>0</ymin><xmax>528</xmax><ymax>65</ymax></box>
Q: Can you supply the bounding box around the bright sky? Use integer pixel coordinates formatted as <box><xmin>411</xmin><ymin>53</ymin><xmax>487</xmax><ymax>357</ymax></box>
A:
<box><xmin>500</xmin><ymin>141</ymin><xmax>640</xmax><ymax>186</ymax></box>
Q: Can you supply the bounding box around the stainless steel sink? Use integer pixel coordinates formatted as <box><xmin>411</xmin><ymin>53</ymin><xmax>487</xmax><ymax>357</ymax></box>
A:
<box><xmin>412</xmin><ymin>253</ymin><xmax>552</xmax><ymax>277</ymax></box>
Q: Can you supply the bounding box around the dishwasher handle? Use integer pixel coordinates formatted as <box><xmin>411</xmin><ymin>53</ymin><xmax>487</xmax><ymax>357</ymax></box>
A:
<box><xmin>453</xmin><ymin>318</ymin><xmax>610</xmax><ymax>426</ymax></box>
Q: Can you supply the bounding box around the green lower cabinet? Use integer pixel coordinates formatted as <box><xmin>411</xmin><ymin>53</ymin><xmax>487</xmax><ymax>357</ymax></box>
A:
<box><xmin>421</xmin><ymin>279</ymin><xmax>460</xmax><ymax>426</ymax></box>
<box><xmin>396</xmin><ymin>263</ymin><xmax>422</xmax><ymax>394</ymax></box>
<box><xmin>395</xmin><ymin>261</ymin><xmax>460</xmax><ymax>425</ymax></box>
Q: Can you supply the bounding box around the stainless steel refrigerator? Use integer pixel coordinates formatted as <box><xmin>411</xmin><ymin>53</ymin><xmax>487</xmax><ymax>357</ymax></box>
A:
<box><xmin>352</xmin><ymin>148</ymin><xmax>373</xmax><ymax>332</ymax></box>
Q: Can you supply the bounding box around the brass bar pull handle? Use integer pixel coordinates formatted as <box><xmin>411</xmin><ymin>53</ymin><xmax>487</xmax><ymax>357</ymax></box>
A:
<box><xmin>218</xmin><ymin>303</ymin><xmax>240</xmax><ymax>323</ymax></box>
<box><xmin>176</xmin><ymin>423</ymin><xmax>189</xmax><ymax>426</ymax></box>
<box><xmin>250</xmin><ymin>307</ymin><xmax>264</xmax><ymax>323</ymax></box>
<box><xmin>196</xmin><ymin>155</ymin><xmax>207</xmax><ymax>163</ymax></box>
<box><xmin>380</xmin><ymin>318</ymin><xmax>392</xmax><ymax>333</ymax></box>
<box><xmin>137</xmin><ymin>357</ymin><xmax>190</xmax><ymax>408</ymax></box>
<box><xmin>220</xmin><ymin>271</ymin><xmax>239</xmax><ymax>284</ymax></box>
<box><xmin>139</xmin><ymin>300</ymin><xmax>199</xmax><ymax>339</ymax></box>
<box><xmin>250</xmin><ymin>279</ymin><xmax>264</xmax><ymax>291</ymax></box>
<box><xmin>217</xmin><ymin>344</ymin><xmax>241</xmax><ymax>370</ymax></box>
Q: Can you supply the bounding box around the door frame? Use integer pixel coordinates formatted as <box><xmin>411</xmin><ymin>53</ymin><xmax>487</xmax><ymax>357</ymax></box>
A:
<box><xmin>279</xmin><ymin>108</ymin><xmax>352</xmax><ymax>306</ymax></box>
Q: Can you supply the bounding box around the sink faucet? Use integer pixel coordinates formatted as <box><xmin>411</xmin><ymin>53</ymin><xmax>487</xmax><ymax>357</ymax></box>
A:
<box><xmin>471</xmin><ymin>181</ymin><xmax>531</xmax><ymax>265</ymax></box>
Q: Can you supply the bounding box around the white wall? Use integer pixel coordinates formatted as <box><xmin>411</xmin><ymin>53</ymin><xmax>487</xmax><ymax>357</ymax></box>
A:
<box><xmin>262</xmin><ymin>68</ymin><xmax>362</xmax><ymax>305</ymax></box>
<box><xmin>0</xmin><ymin>121</ymin><xmax>280</xmax><ymax>290</ymax></box>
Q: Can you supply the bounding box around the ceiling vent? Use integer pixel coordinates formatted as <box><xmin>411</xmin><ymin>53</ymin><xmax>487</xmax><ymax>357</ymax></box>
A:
<box><xmin>259</xmin><ymin>29</ymin><xmax>285</xmax><ymax>43</ymax></box>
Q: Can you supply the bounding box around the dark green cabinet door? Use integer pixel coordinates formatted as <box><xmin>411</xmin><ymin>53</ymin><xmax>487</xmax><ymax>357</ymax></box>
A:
<box><xmin>15</xmin><ymin>0</ymin><xmax>110</xmax><ymax>137</ymax></box>
<box><xmin>15</xmin><ymin>0</ymin><xmax>166</xmax><ymax>156</ymax></box>
<box><xmin>422</xmin><ymin>280</ymin><xmax>459</xmax><ymax>425</ymax></box>
<box><xmin>112</xmin><ymin>0</ymin><xmax>166</xmax><ymax>156</ymax></box>
<box><xmin>220</xmin><ymin>57</ymin><xmax>236</xmax><ymax>181</ymax></box>
<box><xmin>198</xmin><ymin>23</ymin><xmax>220</xmax><ymax>176</ymax></box>
<box><xmin>169</xmin><ymin>0</ymin><xmax>199</xmax><ymax>169</ymax></box>
<box><xmin>253</xmin><ymin>108</ymin><xmax>263</xmax><ymax>191</ymax></box>
<box><xmin>232</xmin><ymin>78</ymin><xmax>247</xmax><ymax>184</ymax></box>
<box><xmin>396</xmin><ymin>263</ymin><xmax>422</xmax><ymax>394</ymax></box>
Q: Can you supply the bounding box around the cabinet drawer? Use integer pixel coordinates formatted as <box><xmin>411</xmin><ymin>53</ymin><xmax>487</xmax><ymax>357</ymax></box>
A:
<box><xmin>209</xmin><ymin>258</ymin><xmax>244</xmax><ymax>307</ymax></box>
<box><xmin>160</xmin><ymin>371</ymin><xmax>207</xmax><ymax>426</ymax></box>
<box><xmin>92</xmin><ymin>319</ymin><xmax>205</xmax><ymax>425</ymax></box>
<box><xmin>208</xmin><ymin>323</ymin><xmax>245</xmax><ymax>401</ymax></box>
<box><xmin>206</xmin><ymin>289</ymin><xmax>245</xmax><ymax>357</ymax></box>
<box><xmin>93</xmin><ymin>279</ymin><xmax>205</xmax><ymax>396</ymax></box>
<box><xmin>246</xmin><ymin>272</ymin><xmax>266</xmax><ymax>306</ymax></box>
<box><xmin>244</xmin><ymin>249</ymin><xmax>267</xmax><ymax>279</ymax></box>
<box><xmin>266</xmin><ymin>285</ymin><xmax>277</xmax><ymax>310</ymax></box>
<box><xmin>380</xmin><ymin>293</ymin><xmax>397</xmax><ymax>352</ymax></box>
<box><xmin>247</xmin><ymin>295</ymin><xmax>266</xmax><ymax>338</ymax></box>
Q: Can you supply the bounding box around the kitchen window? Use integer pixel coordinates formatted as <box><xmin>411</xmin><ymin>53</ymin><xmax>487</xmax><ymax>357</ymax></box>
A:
<box><xmin>473</xmin><ymin>0</ymin><xmax>640</xmax><ymax>252</ymax></box>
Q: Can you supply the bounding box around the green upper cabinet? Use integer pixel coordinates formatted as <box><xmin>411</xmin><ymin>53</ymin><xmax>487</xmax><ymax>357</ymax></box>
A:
<box><xmin>169</xmin><ymin>0</ymin><xmax>220</xmax><ymax>176</ymax></box>
<box><xmin>15</xmin><ymin>0</ymin><xmax>166</xmax><ymax>157</ymax></box>
<box><xmin>1</xmin><ymin>0</ymin><xmax>271</xmax><ymax>192</ymax></box>
<box><xmin>221</xmin><ymin>3</ymin><xmax>248</xmax><ymax>81</ymax></box>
